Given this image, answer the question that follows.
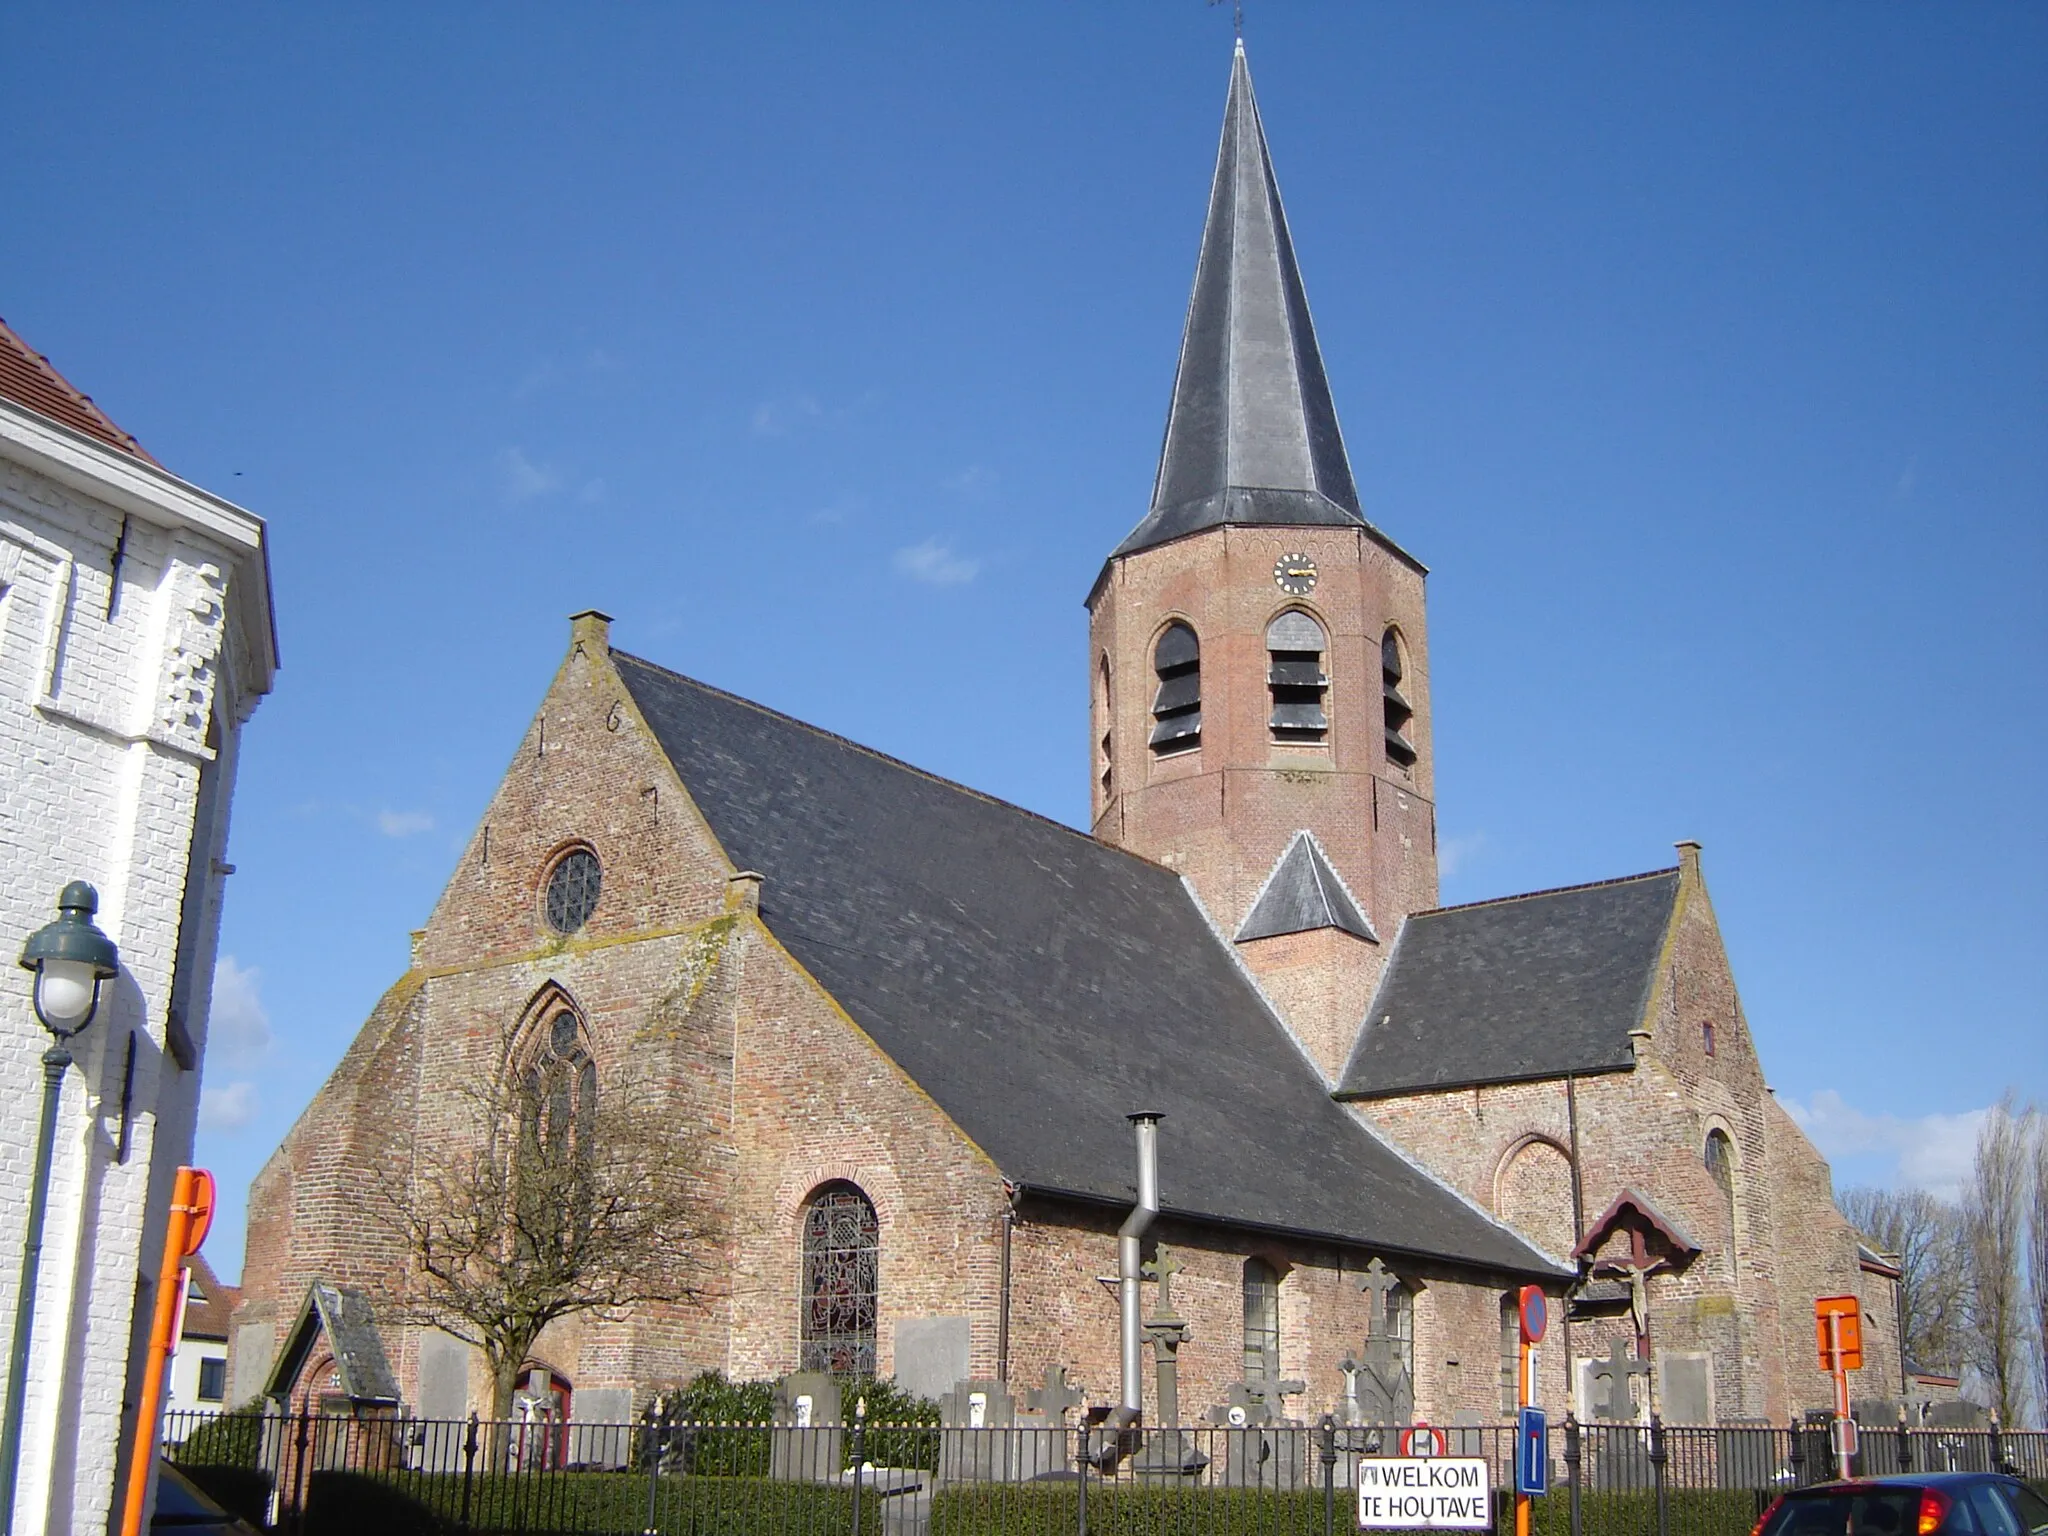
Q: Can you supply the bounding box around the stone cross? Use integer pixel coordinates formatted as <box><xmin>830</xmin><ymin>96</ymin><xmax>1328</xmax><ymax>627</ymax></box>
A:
<box><xmin>1025</xmin><ymin>1363</ymin><xmax>1085</xmax><ymax>1422</ymax></box>
<box><xmin>1143</xmin><ymin>1247</ymin><xmax>1186</xmax><ymax>1319</ymax></box>
<box><xmin>1248</xmin><ymin>1344</ymin><xmax>1307</xmax><ymax>1421</ymax></box>
<box><xmin>1590</xmin><ymin>1339</ymin><xmax>1651</xmax><ymax>1422</ymax></box>
<box><xmin>1359</xmin><ymin>1258</ymin><xmax>1402</xmax><ymax>1332</ymax></box>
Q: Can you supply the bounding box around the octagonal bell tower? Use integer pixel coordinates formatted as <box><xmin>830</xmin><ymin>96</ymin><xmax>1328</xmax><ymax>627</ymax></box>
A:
<box><xmin>1088</xmin><ymin>42</ymin><xmax>1438</xmax><ymax>1081</ymax></box>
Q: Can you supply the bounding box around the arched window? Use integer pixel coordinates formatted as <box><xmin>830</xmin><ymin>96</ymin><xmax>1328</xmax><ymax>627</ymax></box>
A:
<box><xmin>1149</xmin><ymin>623</ymin><xmax>1202</xmax><ymax>755</ymax></box>
<box><xmin>1267</xmin><ymin>612</ymin><xmax>1329</xmax><ymax>744</ymax></box>
<box><xmin>1702</xmin><ymin>1021</ymin><xmax>1717</xmax><ymax>1058</ymax></box>
<box><xmin>521</xmin><ymin>1010</ymin><xmax>596</xmax><ymax>1169</ymax></box>
<box><xmin>1381</xmin><ymin>629</ymin><xmax>1416</xmax><ymax>768</ymax></box>
<box><xmin>800</xmin><ymin>1183</ymin><xmax>879</xmax><ymax>1376</ymax></box>
<box><xmin>1096</xmin><ymin>656</ymin><xmax>1114</xmax><ymax>798</ymax></box>
<box><xmin>1705</xmin><ymin>1130</ymin><xmax>1736</xmax><ymax>1224</ymax></box>
<box><xmin>1242</xmin><ymin>1258</ymin><xmax>1281</xmax><ymax>1381</ymax></box>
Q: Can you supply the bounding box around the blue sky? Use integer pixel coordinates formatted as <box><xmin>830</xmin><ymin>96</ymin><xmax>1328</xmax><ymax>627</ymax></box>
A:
<box><xmin>5</xmin><ymin>5</ymin><xmax>2043</xmax><ymax>1280</ymax></box>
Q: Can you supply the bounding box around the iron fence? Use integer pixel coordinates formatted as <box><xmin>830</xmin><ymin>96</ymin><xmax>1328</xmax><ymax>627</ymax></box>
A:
<box><xmin>161</xmin><ymin>1409</ymin><xmax>2048</xmax><ymax>1536</ymax></box>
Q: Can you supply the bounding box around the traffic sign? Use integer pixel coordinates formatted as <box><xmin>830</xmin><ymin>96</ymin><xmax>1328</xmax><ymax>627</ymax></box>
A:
<box><xmin>1815</xmin><ymin>1296</ymin><xmax>1863</xmax><ymax>1372</ymax></box>
<box><xmin>1516</xmin><ymin>1407</ymin><xmax>1548</xmax><ymax>1496</ymax></box>
<box><xmin>1398</xmin><ymin>1424</ymin><xmax>1450</xmax><ymax>1458</ymax></box>
<box><xmin>1518</xmin><ymin>1286</ymin><xmax>1548</xmax><ymax>1346</ymax></box>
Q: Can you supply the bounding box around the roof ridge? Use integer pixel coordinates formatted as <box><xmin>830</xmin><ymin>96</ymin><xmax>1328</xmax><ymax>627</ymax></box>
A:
<box><xmin>0</xmin><ymin>315</ymin><xmax>159</xmax><ymax>465</ymax></box>
<box><xmin>1412</xmin><ymin>865</ymin><xmax>1679</xmax><ymax>919</ymax></box>
<box><xmin>610</xmin><ymin>648</ymin><xmax>1178</xmax><ymax>880</ymax></box>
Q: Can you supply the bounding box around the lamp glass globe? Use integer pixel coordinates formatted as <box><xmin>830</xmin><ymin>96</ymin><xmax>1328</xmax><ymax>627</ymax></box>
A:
<box><xmin>35</xmin><ymin>958</ymin><xmax>98</xmax><ymax>1030</ymax></box>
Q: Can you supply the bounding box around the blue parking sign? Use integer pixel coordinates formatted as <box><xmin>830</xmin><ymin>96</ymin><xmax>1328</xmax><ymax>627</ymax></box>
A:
<box><xmin>1516</xmin><ymin>1407</ymin><xmax>1548</xmax><ymax>1496</ymax></box>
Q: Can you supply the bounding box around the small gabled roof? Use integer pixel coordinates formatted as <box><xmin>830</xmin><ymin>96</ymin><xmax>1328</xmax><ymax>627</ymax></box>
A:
<box><xmin>1574</xmin><ymin>1188</ymin><xmax>1701</xmax><ymax>1275</ymax></box>
<box><xmin>0</xmin><ymin>316</ymin><xmax>158</xmax><ymax>464</ymax></box>
<box><xmin>263</xmin><ymin>1282</ymin><xmax>398</xmax><ymax>1404</ymax></box>
<box><xmin>1338</xmin><ymin>869</ymin><xmax>1681</xmax><ymax>1100</ymax></box>
<box><xmin>614</xmin><ymin>651</ymin><xmax>1566</xmax><ymax>1279</ymax></box>
<box><xmin>179</xmin><ymin>1254</ymin><xmax>240</xmax><ymax>1343</ymax></box>
<box><xmin>1236</xmin><ymin>831</ymin><xmax>1377</xmax><ymax>943</ymax></box>
<box><xmin>1107</xmin><ymin>45</ymin><xmax>1414</xmax><ymax>570</ymax></box>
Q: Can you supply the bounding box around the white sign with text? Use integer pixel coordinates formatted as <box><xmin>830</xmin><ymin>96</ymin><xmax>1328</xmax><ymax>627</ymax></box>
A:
<box><xmin>1357</xmin><ymin>1458</ymin><xmax>1492</xmax><ymax>1530</ymax></box>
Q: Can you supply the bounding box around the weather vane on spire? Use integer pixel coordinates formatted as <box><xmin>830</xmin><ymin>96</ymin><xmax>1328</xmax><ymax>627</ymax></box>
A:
<box><xmin>1208</xmin><ymin>0</ymin><xmax>1244</xmax><ymax>43</ymax></box>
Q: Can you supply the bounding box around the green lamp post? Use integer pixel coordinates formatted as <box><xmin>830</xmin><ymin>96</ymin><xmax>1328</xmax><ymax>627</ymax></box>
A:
<box><xmin>1</xmin><ymin>883</ymin><xmax>119</xmax><ymax>1533</ymax></box>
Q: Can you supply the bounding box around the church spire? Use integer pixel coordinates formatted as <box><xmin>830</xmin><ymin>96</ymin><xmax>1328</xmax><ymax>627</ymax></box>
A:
<box><xmin>1113</xmin><ymin>44</ymin><xmax>1371</xmax><ymax>560</ymax></box>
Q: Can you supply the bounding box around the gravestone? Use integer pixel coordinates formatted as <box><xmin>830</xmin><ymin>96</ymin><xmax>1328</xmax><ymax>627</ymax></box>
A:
<box><xmin>568</xmin><ymin>1388</ymin><xmax>634</xmax><ymax>1468</ymax></box>
<box><xmin>1207</xmin><ymin>1350</ymin><xmax>1309</xmax><ymax>1489</ymax></box>
<box><xmin>1590</xmin><ymin>1341</ymin><xmax>1650</xmax><ymax>1422</ymax></box>
<box><xmin>893</xmin><ymin>1317</ymin><xmax>971</xmax><ymax>1404</ymax></box>
<box><xmin>412</xmin><ymin>1333</ymin><xmax>472</xmax><ymax>1470</ymax></box>
<box><xmin>770</xmin><ymin>1371</ymin><xmax>843</xmax><ymax>1482</ymax></box>
<box><xmin>939</xmin><ymin>1378</ymin><xmax>1038</xmax><ymax>1482</ymax></box>
<box><xmin>1447</xmin><ymin>1409</ymin><xmax>1488</xmax><ymax>1457</ymax></box>
<box><xmin>1661</xmin><ymin>1356</ymin><xmax>1713</xmax><ymax>1425</ymax></box>
<box><xmin>1344</xmin><ymin>1260</ymin><xmax>1415</xmax><ymax>1426</ymax></box>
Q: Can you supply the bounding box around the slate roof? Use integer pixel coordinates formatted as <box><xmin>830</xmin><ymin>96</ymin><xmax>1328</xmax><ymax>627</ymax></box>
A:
<box><xmin>179</xmin><ymin>1254</ymin><xmax>240</xmax><ymax>1343</ymax></box>
<box><xmin>1338</xmin><ymin>870</ymin><xmax>1680</xmax><ymax>1100</ymax></box>
<box><xmin>1110</xmin><ymin>45</ymin><xmax>1414</xmax><ymax>569</ymax></box>
<box><xmin>615</xmin><ymin>652</ymin><xmax>1566</xmax><ymax>1279</ymax></box>
<box><xmin>264</xmin><ymin>1282</ymin><xmax>399</xmax><ymax>1404</ymax></box>
<box><xmin>1236</xmin><ymin>831</ymin><xmax>1378</xmax><ymax>943</ymax></box>
<box><xmin>0</xmin><ymin>316</ymin><xmax>158</xmax><ymax>464</ymax></box>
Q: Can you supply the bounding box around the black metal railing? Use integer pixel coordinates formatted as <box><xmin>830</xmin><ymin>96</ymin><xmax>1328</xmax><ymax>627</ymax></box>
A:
<box><xmin>161</xmin><ymin>1409</ymin><xmax>2048</xmax><ymax>1536</ymax></box>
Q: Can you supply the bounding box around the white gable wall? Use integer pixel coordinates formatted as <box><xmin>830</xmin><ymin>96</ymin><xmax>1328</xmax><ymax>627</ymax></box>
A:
<box><xmin>0</xmin><ymin>400</ymin><xmax>272</xmax><ymax>1536</ymax></box>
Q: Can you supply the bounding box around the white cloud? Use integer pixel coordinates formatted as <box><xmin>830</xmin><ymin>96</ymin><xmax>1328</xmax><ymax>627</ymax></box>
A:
<box><xmin>499</xmin><ymin>447</ymin><xmax>562</xmax><ymax>501</ymax></box>
<box><xmin>808</xmin><ymin>494</ymin><xmax>865</xmax><ymax>527</ymax></box>
<box><xmin>1780</xmin><ymin>1088</ymin><xmax>1988</xmax><ymax>1200</ymax></box>
<box><xmin>750</xmin><ymin>395</ymin><xmax>822</xmax><ymax>437</ymax></box>
<box><xmin>199</xmin><ymin>1080</ymin><xmax>261</xmax><ymax>1133</ymax></box>
<box><xmin>207</xmin><ymin>955</ymin><xmax>271</xmax><ymax>1069</ymax></box>
<box><xmin>893</xmin><ymin>538</ymin><xmax>980</xmax><ymax>587</ymax></box>
<box><xmin>376</xmin><ymin>809</ymin><xmax>435</xmax><ymax>838</ymax></box>
<box><xmin>1438</xmin><ymin>831</ymin><xmax>1487</xmax><ymax>878</ymax></box>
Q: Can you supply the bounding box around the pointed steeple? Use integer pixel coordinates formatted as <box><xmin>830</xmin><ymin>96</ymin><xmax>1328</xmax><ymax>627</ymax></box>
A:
<box><xmin>1113</xmin><ymin>44</ymin><xmax>1374</xmax><ymax>560</ymax></box>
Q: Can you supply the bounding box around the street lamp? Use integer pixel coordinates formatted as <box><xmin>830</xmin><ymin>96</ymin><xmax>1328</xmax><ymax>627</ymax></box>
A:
<box><xmin>1</xmin><ymin>883</ymin><xmax>119</xmax><ymax>1534</ymax></box>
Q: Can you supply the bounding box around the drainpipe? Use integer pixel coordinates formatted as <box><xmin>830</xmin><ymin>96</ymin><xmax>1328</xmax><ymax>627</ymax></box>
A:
<box><xmin>1119</xmin><ymin>1113</ymin><xmax>1162</xmax><ymax>1414</ymax></box>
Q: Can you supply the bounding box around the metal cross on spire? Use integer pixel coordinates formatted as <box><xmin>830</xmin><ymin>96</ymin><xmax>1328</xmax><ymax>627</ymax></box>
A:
<box><xmin>1208</xmin><ymin>0</ymin><xmax>1244</xmax><ymax>42</ymax></box>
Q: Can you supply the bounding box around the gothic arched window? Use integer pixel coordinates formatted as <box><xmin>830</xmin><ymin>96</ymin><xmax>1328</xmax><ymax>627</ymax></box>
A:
<box><xmin>800</xmin><ymin>1183</ymin><xmax>879</xmax><ymax>1376</ymax></box>
<box><xmin>1150</xmin><ymin>623</ymin><xmax>1202</xmax><ymax>755</ymax></box>
<box><xmin>1705</xmin><ymin>1130</ymin><xmax>1736</xmax><ymax>1223</ymax></box>
<box><xmin>1267</xmin><ymin>611</ymin><xmax>1329</xmax><ymax>744</ymax></box>
<box><xmin>1381</xmin><ymin>629</ymin><xmax>1416</xmax><ymax>768</ymax></box>
<box><xmin>1097</xmin><ymin>655</ymin><xmax>1114</xmax><ymax>798</ymax></box>
<box><xmin>1242</xmin><ymin>1258</ymin><xmax>1281</xmax><ymax>1381</ymax></box>
<box><xmin>521</xmin><ymin>1011</ymin><xmax>596</xmax><ymax>1169</ymax></box>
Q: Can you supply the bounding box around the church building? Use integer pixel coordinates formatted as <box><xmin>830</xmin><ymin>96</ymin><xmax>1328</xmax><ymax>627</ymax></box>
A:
<box><xmin>237</xmin><ymin>45</ymin><xmax>1897</xmax><ymax>1433</ymax></box>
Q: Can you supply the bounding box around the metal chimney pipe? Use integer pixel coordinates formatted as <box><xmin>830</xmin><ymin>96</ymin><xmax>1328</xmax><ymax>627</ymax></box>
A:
<box><xmin>1119</xmin><ymin>1113</ymin><xmax>1162</xmax><ymax>1413</ymax></box>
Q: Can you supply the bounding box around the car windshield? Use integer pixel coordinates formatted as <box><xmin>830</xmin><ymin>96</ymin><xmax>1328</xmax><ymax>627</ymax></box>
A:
<box><xmin>1763</xmin><ymin>1489</ymin><xmax>1945</xmax><ymax>1536</ymax></box>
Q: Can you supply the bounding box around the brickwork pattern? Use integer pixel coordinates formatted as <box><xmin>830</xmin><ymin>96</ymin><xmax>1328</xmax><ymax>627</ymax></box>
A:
<box><xmin>0</xmin><ymin>434</ymin><xmax>270</xmax><ymax>1534</ymax></box>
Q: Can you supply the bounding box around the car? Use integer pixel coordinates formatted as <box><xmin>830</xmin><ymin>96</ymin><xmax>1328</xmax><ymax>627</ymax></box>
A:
<box><xmin>150</xmin><ymin>1462</ymin><xmax>263</xmax><ymax>1534</ymax></box>
<box><xmin>1754</xmin><ymin>1471</ymin><xmax>2048</xmax><ymax>1536</ymax></box>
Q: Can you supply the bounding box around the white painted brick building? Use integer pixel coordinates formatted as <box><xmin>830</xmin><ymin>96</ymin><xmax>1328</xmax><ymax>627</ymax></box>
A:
<box><xmin>0</xmin><ymin>320</ymin><xmax>275</xmax><ymax>1535</ymax></box>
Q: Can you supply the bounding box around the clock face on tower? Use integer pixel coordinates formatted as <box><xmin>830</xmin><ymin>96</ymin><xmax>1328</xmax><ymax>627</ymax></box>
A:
<box><xmin>1273</xmin><ymin>553</ymin><xmax>1318</xmax><ymax>596</ymax></box>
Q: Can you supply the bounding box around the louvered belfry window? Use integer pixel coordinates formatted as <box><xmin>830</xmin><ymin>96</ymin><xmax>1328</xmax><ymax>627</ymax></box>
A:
<box><xmin>1267</xmin><ymin>611</ymin><xmax>1329</xmax><ymax>743</ymax></box>
<box><xmin>1149</xmin><ymin>622</ymin><xmax>1202</xmax><ymax>755</ymax></box>
<box><xmin>1381</xmin><ymin>629</ymin><xmax>1417</xmax><ymax>767</ymax></box>
<box><xmin>800</xmin><ymin>1182</ymin><xmax>879</xmax><ymax>1376</ymax></box>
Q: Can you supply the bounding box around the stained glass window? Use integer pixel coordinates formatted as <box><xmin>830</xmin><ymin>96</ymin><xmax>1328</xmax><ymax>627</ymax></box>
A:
<box><xmin>1705</xmin><ymin>1130</ymin><xmax>1736</xmax><ymax>1217</ymax></box>
<box><xmin>524</xmin><ymin>1011</ymin><xmax>595</xmax><ymax>1165</ymax></box>
<box><xmin>800</xmin><ymin>1183</ymin><xmax>878</xmax><ymax>1376</ymax></box>
<box><xmin>544</xmin><ymin>849</ymin><xmax>602</xmax><ymax>934</ymax></box>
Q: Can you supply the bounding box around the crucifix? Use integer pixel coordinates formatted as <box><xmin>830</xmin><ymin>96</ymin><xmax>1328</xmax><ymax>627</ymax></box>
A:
<box><xmin>1589</xmin><ymin>1338</ymin><xmax>1651</xmax><ymax>1423</ymax></box>
<box><xmin>1350</xmin><ymin>1258</ymin><xmax>1414</xmax><ymax>1423</ymax></box>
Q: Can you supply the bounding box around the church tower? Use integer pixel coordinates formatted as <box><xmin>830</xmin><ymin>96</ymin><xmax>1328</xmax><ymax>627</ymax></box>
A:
<box><xmin>1088</xmin><ymin>43</ymin><xmax>1437</xmax><ymax>1080</ymax></box>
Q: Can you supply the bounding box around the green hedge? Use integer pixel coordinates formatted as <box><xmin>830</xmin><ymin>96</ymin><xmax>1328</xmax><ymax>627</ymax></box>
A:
<box><xmin>305</xmin><ymin>1469</ymin><xmax>880</xmax><ymax>1536</ymax></box>
<box><xmin>931</xmin><ymin>1482</ymin><xmax>1767</xmax><ymax>1536</ymax></box>
<box><xmin>172</xmin><ymin>1405</ymin><xmax>268</xmax><ymax>1469</ymax></box>
<box><xmin>174</xmin><ymin>1463</ymin><xmax>274</xmax><ymax>1529</ymax></box>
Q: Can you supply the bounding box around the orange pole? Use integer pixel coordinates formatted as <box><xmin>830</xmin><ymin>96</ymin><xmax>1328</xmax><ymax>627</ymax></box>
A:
<box><xmin>1516</xmin><ymin>1338</ymin><xmax>1531</xmax><ymax>1536</ymax></box>
<box><xmin>1828</xmin><ymin>1312</ymin><xmax>1852</xmax><ymax>1481</ymax></box>
<box><xmin>118</xmin><ymin>1168</ymin><xmax>205</xmax><ymax>1536</ymax></box>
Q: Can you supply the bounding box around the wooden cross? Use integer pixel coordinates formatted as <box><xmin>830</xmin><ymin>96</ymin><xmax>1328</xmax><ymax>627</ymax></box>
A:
<box><xmin>1590</xmin><ymin>1339</ymin><xmax>1650</xmax><ymax>1422</ymax></box>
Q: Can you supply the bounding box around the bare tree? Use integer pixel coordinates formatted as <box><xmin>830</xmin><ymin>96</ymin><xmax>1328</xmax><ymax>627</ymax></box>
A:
<box><xmin>378</xmin><ymin>1031</ymin><xmax>720</xmax><ymax>1422</ymax></box>
<box><xmin>2028</xmin><ymin>1106</ymin><xmax>2048</xmax><ymax>1428</ymax></box>
<box><xmin>1960</xmin><ymin>1095</ymin><xmax>2029</xmax><ymax>1423</ymax></box>
<box><xmin>1838</xmin><ymin>1185</ymin><xmax>1964</xmax><ymax>1374</ymax></box>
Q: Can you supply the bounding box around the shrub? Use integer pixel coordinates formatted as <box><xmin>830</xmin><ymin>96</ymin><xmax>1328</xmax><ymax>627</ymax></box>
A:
<box><xmin>303</xmin><ymin>1468</ymin><xmax>879</xmax><ymax>1536</ymax></box>
<box><xmin>173</xmin><ymin>1402</ymin><xmax>269</xmax><ymax>1468</ymax></box>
